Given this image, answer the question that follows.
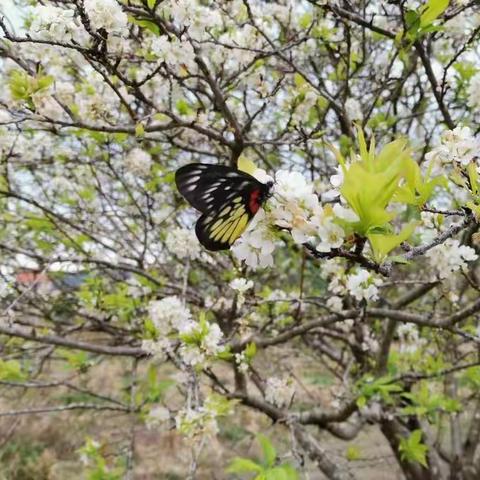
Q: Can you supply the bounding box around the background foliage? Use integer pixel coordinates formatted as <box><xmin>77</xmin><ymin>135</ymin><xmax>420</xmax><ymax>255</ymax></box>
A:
<box><xmin>1</xmin><ymin>0</ymin><xmax>480</xmax><ymax>479</ymax></box>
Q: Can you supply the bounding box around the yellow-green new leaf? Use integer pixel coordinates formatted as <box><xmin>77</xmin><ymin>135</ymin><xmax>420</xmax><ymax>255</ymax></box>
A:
<box><xmin>420</xmin><ymin>0</ymin><xmax>450</xmax><ymax>27</ymax></box>
<box><xmin>395</xmin><ymin>158</ymin><xmax>446</xmax><ymax>206</ymax></box>
<box><xmin>135</xmin><ymin>123</ymin><xmax>145</xmax><ymax>138</ymax></box>
<box><xmin>368</xmin><ymin>222</ymin><xmax>417</xmax><ymax>263</ymax></box>
<box><xmin>467</xmin><ymin>162</ymin><xmax>478</xmax><ymax>195</ymax></box>
<box><xmin>340</xmin><ymin>163</ymin><xmax>400</xmax><ymax>235</ymax></box>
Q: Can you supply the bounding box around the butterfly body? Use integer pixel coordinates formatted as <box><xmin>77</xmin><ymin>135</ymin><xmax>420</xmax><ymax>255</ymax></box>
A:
<box><xmin>175</xmin><ymin>163</ymin><xmax>273</xmax><ymax>251</ymax></box>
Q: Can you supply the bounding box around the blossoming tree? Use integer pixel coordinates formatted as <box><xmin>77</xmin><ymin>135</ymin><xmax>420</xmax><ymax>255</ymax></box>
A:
<box><xmin>1</xmin><ymin>0</ymin><xmax>480</xmax><ymax>478</ymax></box>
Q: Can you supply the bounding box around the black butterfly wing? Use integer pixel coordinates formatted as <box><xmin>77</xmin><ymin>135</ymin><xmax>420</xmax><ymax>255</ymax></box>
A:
<box><xmin>175</xmin><ymin>163</ymin><xmax>265</xmax><ymax>213</ymax></box>
<box><xmin>175</xmin><ymin>163</ymin><xmax>270</xmax><ymax>251</ymax></box>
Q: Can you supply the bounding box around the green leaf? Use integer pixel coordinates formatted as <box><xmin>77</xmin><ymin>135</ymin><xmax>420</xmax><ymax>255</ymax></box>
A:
<box><xmin>226</xmin><ymin>458</ymin><xmax>263</xmax><ymax>474</ymax></box>
<box><xmin>420</xmin><ymin>0</ymin><xmax>450</xmax><ymax>27</ymax></box>
<box><xmin>293</xmin><ymin>73</ymin><xmax>307</xmax><ymax>88</ymax></box>
<box><xmin>9</xmin><ymin>70</ymin><xmax>31</xmax><ymax>101</ymax></box>
<box><xmin>405</xmin><ymin>10</ymin><xmax>421</xmax><ymax>32</ymax></box>
<box><xmin>0</xmin><ymin>359</ymin><xmax>26</xmax><ymax>381</ymax></box>
<box><xmin>153</xmin><ymin>112</ymin><xmax>170</xmax><ymax>122</ymax></box>
<box><xmin>147</xmin><ymin>0</ymin><xmax>157</xmax><ymax>9</ymax></box>
<box><xmin>204</xmin><ymin>393</ymin><xmax>237</xmax><ymax>417</ymax></box>
<box><xmin>389</xmin><ymin>255</ymin><xmax>410</xmax><ymax>265</ymax></box>
<box><xmin>58</xmin><ymin>349</ymin><xmax>92</xmax><ymax>372</ymax></box>
<box><xmin>453</xmin><ymin>62</ymin><xmax>478</xmax><ymax>81</ymax></box>
<box><xmin>340</xmin><ymin>163</ymin><xmax>398</xmax><ymax>234</ymax></box>
<box><xmin>462</xmin><ymin>366</ymin><xmax>480</xmax><ymax>388</ymax></box>
<box><xmin>135</xmin><ymin>123</ymin><xmax>145</xmax><ymax>138</ymax></box>
<box><xmin>346</xmin><ymin>446</ymin><xmax>361</xmax><ymax>461</ymax></box>
<box><xmin>37</xmin><ymin>75</ymin><xmax>54</xmax><ymax>90</ymax></box>
<box><xmin>245</xmin><ymin>342</ymin><xmax>257</xmax><ymax>361</ymax></box>
<box><xmin>298</xmin><ymin>13</ymin><xmax>313</xmax><ymax>29</ymax></box>
<box><xmin>357</xmin><ymin>375</ymin><xmax>404</xmax><ymax>404</ymax></box>
<box><xmin>400</xmin><ymin>381</ymin><xmax>461</xmax><ymax>420</ymax></box>
<box><xmin>216</xmin><ymin>347</ymin><xmax>234</xmax><ymax>361</ymax></box>
<box><xmin>368</xmin><ymin>222</ymin><xmax>417</xmax><ymax>263</ymax></box>
<box><xmin>277</xmin><ymin>464</ymin><xmax>299</xmax><ymax>480</ymax></box>
<box><xmin>339</xmin><ymin>131</ymin><xmax>414</xmax><ymax>236</ymax></box>
<box><xmin>258</xmin><ymin>434</ymin><xmax>277</xmax><ymax>468</ymax></box>
<box><xmin>134</xmin><ymin>18</ymin><xmax>160</xmax><ymax>35</ymax></box>
<box><xmin>265</xmin><ymin>467</ymin><xmax>289</xmax><ymax>480</ymax></box>
<box><xmin>176</xmin><ymin>99</ymin><xmax>193</xmax><ymax>116</ymax></box>
<box><xmin>399</xmin><ymin>429</ymin><xmax>429</xmax><ymax>467</ymax></box>
<box><xmin>162</xmin><ymin>171</ymin><xmax>176</xmax><ymax>184</ymax></box>
<box><xmin>467</xmin><ymin>162</ymin><xmax>478</xmax><ymax>195</ymax></box>
<box><xmin>356</xmin><ymin>396</ymin><xmax>367</xmax><ymax>408</ymax></box>
<box><xmin>394</xmin><ymin>157</ymin><xmax>446</xmax><ymax>206</ymax></box>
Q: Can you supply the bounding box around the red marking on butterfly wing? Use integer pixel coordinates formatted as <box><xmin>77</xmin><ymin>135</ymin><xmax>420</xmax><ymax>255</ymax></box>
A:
<box><xmin>248</xmin><ymin>189</ymin><xmax>261</xmax><ymax>214</ymax></box>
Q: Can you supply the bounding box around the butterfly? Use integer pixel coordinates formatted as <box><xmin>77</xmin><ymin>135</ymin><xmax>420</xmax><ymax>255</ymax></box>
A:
<box><xmin>175</xmin><ymin>163</ymin><xmax>273</xmax><ymax>251</ymax></box>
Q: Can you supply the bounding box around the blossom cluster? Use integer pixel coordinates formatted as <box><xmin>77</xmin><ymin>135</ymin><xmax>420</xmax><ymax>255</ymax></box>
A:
<box><xmin>29</xmin><ymin>0</ymin><xmax>129</xmax><ymax>44</ymax></box>
<box><xmin>468</xmin><ymin>73</ymin><xmax>480</xmax><ymax>111</ymax></box>
<box><xmin>265</xmin><ymin>376</ymin><xmax>296</xmax><ymax>408</ymax></box>
<box><xmin>175</xmin><ymin>405</ymin><xmax>220</xmax><ymax>438</ymax></box>
<box><xmin>397</xmin><ymin>323</ymin><xmax>427</xmax><ymax>355</ymax></box>
<box><xmin>322</xmin><ymin>260</ymin><xmax>382</xmax><ymax>303</ymax></box>
<box><xmin>229</xmin><ymin>277</ymin><xmax>254</xmax><ymax>307</ymax></box>
<box><xmin>426</xmin><ymin>239</ymin><xmax>477</xmax><ymax>280</ymax></box>
<box><xmin>141</xmin><ymin>296</ymin><xmax>224</xmax><ymax>366</ymax></box>
<box><xmin>175</xmin><ymin>394</ymin><xmax>235</xmax><ymax>438</ymax></box>
<box><xmin>124</xmin><ymin>148</ymin><xmax>152</xmax><ymax>176</ymax></box>
<box><xmin>426</xmin><ymin>126</ymin><xmax>480</xmax><ymax>170</ymax></box>
<box><xmin>232</xmin><ymin>168</ymin><xmax>358</xmax><ymax>269</ymax></box>
<box><xmin>165</xmin><ymin>228</ymin><xmax>201</xmax><ymax>260</ymax></box>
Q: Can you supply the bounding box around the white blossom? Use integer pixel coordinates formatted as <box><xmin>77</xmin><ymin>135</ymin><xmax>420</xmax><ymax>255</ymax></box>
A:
<box><xmin>425</xmin><ymin>126</ymin><xmax>480</xmax><ymax>167</ymax></box>
<box><xmin>84</xmin><ymin>0</ymin><xmax>128</xmax><ymax>36</ymax></box>
<box><xmin>235</xmin><ymin>352</ymin><xmax>249</xmax><ymax>373</ymax></box>
<box><xmin>165</xmin><ymin>228</ymin><xmax>201</xmax><ymax>260</ymax></box>
<box><xmin>346</xmin><ymin>269</ymin><xmax>382</xmax><ymax>302</ymax></box>
<box><xmin>231</xmin><ymin>210</ymin><xmax>276</xmax><ymax>269</ymax></box>
<box><xmin>323</xmin><ymin>165</ymin><xmax>347</xmax><ymax>201</ymax></box>
<box><xmin>32</xmin><ymin>92</ymin><xmax>64</xmax><ymax>120</ymax></box>
<box><xmin>146</xmin><ymin>406</ymin><xmax>171</xmax><ymax>429</ymax></box>
<box><xmin>361</xmin><ymin>331</ymin><xmax>379</xmax><ymax>353</ymax></box>
<box><xmin>161</xmin><ymin>0</ymin><xmax>223</xmax><ymax>39</ymax></box>
<box><xmin>230</xmin><ymin>278</ymin><xmax>254</xmax><ymax>308</ymax></box>
<box><xmin>273</xmin><ymin>170</ymin><xmax>317</xmax><ymax>204</ymax></box>
<box><xmin>179</xmin><ymin>344</ymin><xmax>206</xmax><ymax>366</ymax></box>
<box><xmin>345</xmin><ymin>98</ymin><xmax>363</xmax><ymax>121</ymax></box>
<box><xmin>265</xmin><ymin>376</ymin><xmax>295</xmax><ymax>408</ymax></box>
<box><xmin>141</xmin><ymin>338</ymin><xmax>171</xmax><ymax>361</ymax></box>
<box><xmin>29</xmin><ymin>5</ymin><xmax>79</xmax><ymax>43</ymax></box>
<box><xmin>252</xmin><ymin>167</ymin><xmax>274</xmax><ymax>184</ymax></box>
<box><xmin>326</xmin><ymin>296</ymin><xmax>343</xmax><ymax>312</ymax></box>
<box><xmin>426</xmin><ymin>238</ymin><xmax>477</xmax><ymax>279</ymax></box>
<box><xmin>175</xmin><ymin>394</ymin><xmax>232</xmax><ymax>438</ymax></box>
<box><xmin>397</xmin><ymin>323</ymin><xmax>427</xmax><ymax>354</ymax></box>
<box><xmin>148</xmin><ymin>295</ymin><xmax>193</xmax><ymax>334</ymax></box>
<box><xmin>202</xmin><ymin>323</ymin><xmax>224</xmax><ymax>356</ymax></box>
<box><xmin>124</xmin><ymin>148</ymin><xmax>152</xmax><ymax>176</ymax></box>
<box><xmin>175</xmin><ymin>406</ymin><xmax>219</xmax><ymax>438</ymax></box>
<box><xmin>229</xmin><ymin>278</ymin><xmax>254</xmax><ymax>293</ymax></box>
<box><xmin>467</xmin><ymin>72</ymin><xmax>480</xmax><ymax>111</ymax></box>
<box><xmin>270</xmin><ymin>170</ymin><xmax>321</xmax><ymax>244</ymax></box>
<box><xmin>150</xmin><ymin>36</ymin><xmax>196</xmax><ymax>72</ymax></box>
<box><xmin>178</xmin><ymin>320</ymin><xmax>224</xmax><ymax>366</ymax></box>
<box><xmin>321</xmin><ymin>259</ymin><xmax>348</xmax><ymax>296</ymax></box>
<box><xmin>332</xmin><ymin>204</ymin><xmax>359</xmax><ymax>223</ymax></box>
<box><xmin>330</xmin><ymin>165</ymin><xmax>345</xmax><ymax>188</ymax></box>
<box><xmin>312</xmin><ymin>210</ymin><xmax>346</xmax><ymax>252</ymax></box>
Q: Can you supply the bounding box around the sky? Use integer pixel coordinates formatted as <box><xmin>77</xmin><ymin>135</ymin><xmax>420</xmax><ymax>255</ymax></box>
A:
<box><xmin>1</xmin><ymin>1</ymin><xmax>23</xmax><ymax>32</ymax></box>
